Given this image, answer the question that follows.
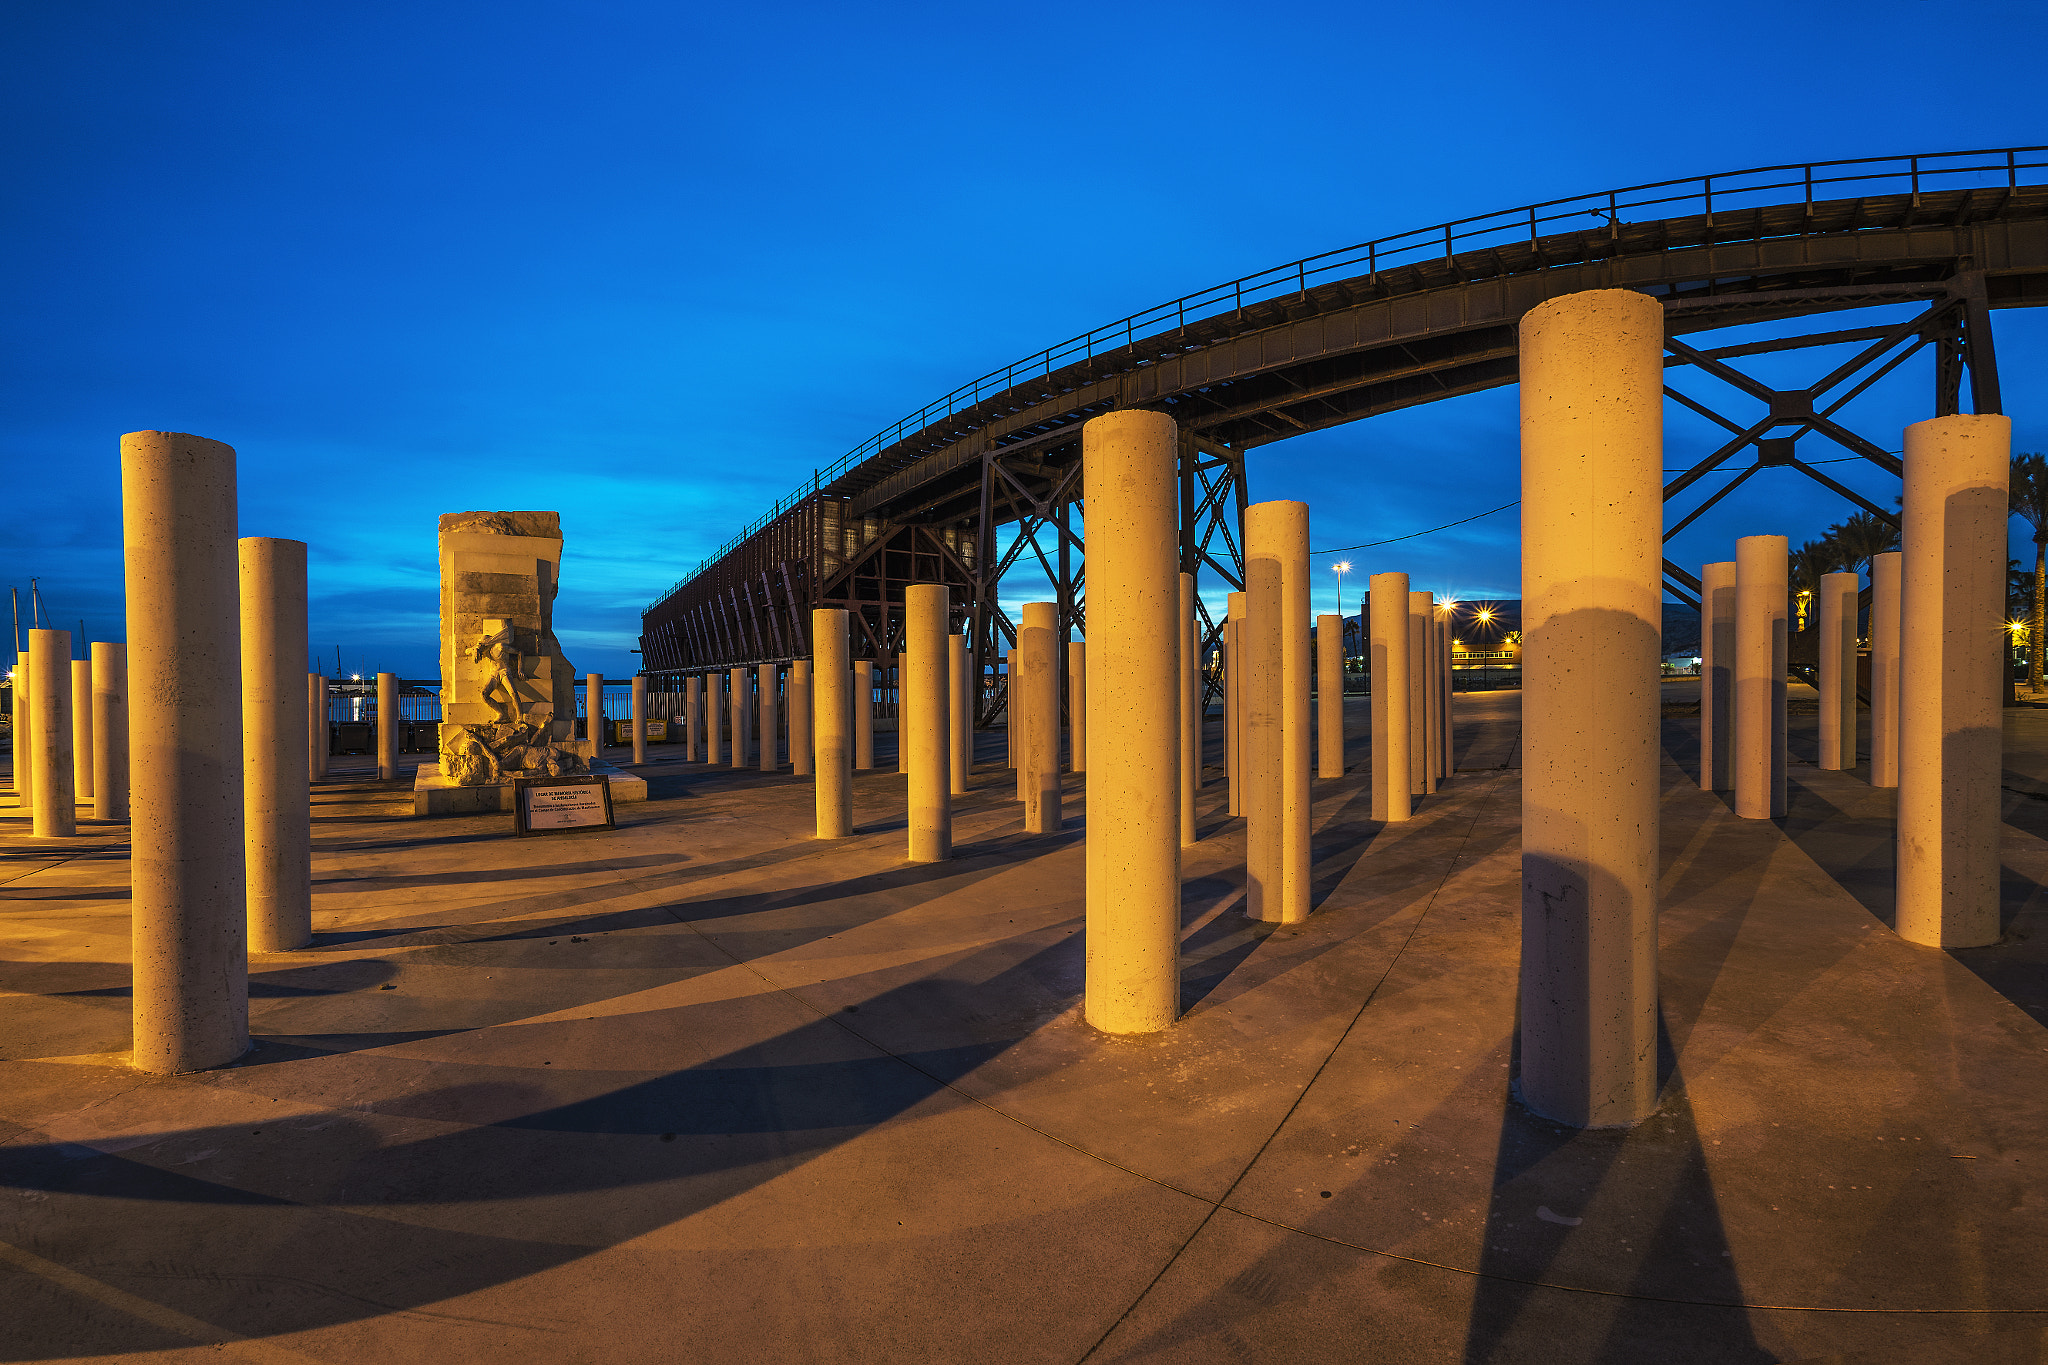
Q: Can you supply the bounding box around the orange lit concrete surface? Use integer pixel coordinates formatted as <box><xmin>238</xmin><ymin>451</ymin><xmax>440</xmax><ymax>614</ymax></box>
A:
<box><xmin>1699</xmin><ymin>560</ymin><xmax>1736</xmax><ymax>792</ymax></box>
<box><xmin>7</xmin><ymin>690</ymin><xmax>2048</xmax><ymax>1363</ymax></box>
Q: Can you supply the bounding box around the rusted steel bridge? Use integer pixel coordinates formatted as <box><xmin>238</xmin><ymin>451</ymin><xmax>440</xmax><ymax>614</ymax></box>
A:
<box><xmin>640</xmin><ymin>147</ymin><xmax>2048</xmax><ymax>713</ymax></box>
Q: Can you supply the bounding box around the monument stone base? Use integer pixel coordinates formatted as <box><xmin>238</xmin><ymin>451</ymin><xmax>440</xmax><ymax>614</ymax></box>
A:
<box><xmin>413</xmin><ymin>760</ymin><xmax>648</xmax><ymax>817</ymax></box>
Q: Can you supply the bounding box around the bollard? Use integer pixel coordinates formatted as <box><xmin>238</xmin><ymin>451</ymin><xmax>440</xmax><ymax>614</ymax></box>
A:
<box><xmin>240</xmin><ymin>537</ymin><xmax>311</xmax><ymax>953</ymax></box>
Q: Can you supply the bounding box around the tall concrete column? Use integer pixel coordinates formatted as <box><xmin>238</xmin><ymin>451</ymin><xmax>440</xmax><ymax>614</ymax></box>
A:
<box><xmin>1317</xmin><ymin>614</ymin><xmax>1343</xmax><ymax>779</ymax></box>
<box><xmin>28</xmin><ymin>630</ymin><xmax>75</xmax><ymax>838</ymax></box>
<box><xmin>1245</xmin><ymin>500</ymin><xmax>1310</xmax><ymax>924</ymax></box>
<box><xmin>788</xmin><ymin>662</ymin><xmax>812</xmax><ymax>777</ymax></box>
<box><xmin>1008</xmin><ymin>648</ymin><xmax>1024</xmax><ymax>799</ymax></box>
<box><xmin>685</xmin><ymin>675</ymin><xmax>701</xmax><ymax>761</ymax></box>
<box><xmin>1817</xmin><ymin>571</ymin><xmax>1859</xmax><ymax>771</ymax></box>
<box><xmin>1225</xmin><ymin>592</ymin><xmax>1244</xmax><ymax>818</ymax></box>
<box><xmin>630</xmin><ymin>676</ymin><xmax>648</xmax><ymax>764</ymax></box>
<box><xmin>758</xmin><ymin>663</ymin><xmax>778</xmax><ymax>772</ymax></box>
<box><xmin>1180</xmin><ymin>573</ymin><xmax>1199</xmax><ymax>848</ymax></box>
<box><xmin>1898</xmin><ymin>414</ymin><xmax>2010</xmax><ymax>948</ymax></box>
<box><xmin>1081</xmin><ymin>409</ymin><xmax>1179</xmax><ymax>1033</ymax></box>
<box><xmin>814</xmin><ymin>611</ymin><xmax>851</xmax><ymax>838</ymax></box>
<box><xmin>306</xmin><ymin>675</ymin><xmax>325</xmax><ymax>780</ymax></box>
<box><xmin>1021</xmin><ymin>602</ymin><xmax>1061</xmax><ymax>834</ymax></box>
<box><xmin>1407</xmin><ymin>592</ymin><xmax>1435</xmax><ymax>797</ymax></box>
<box><xmin>1369</xmin><ymin>574</ymin><xmax>1411</xmax><ymax>823</ymax></box>
<box><xmin>94</xmin><ymin>643</ymin><xmax>128</xmax><ymax>820</ymax></box>
<box><xmin>587</xmin><ymin>672</ymin><xmax>606</xmax><ymax>752</ymax></box>
<box><xmin>1518</xmin><ymin>289</ymin><xmax>1663</xmax><ymax>1130</ymax></box>
<box><xmin>72</xmin><ymin>658</ymin><xmax>94</xmax><ymax>801</ymax></box>
<box><xmin>1438</xmin><ymin>613</ymin><xmax>1453</xmax><ymax>781</ymax></box>
<box><xmin>1424</xmin><ymin>603</ymin><xmax>1444</xmax><ymax>787</ymax></box>
<box><xmin>122</xmin><ymin>429</ymin><xmax>248</xmax><ymax>1074</ymax></box>
<box><xmin>1699</xmin><ymin>561</ymin><xmax>1737</xmax><ymax>791</ymax></box>
<box><xmin>239</xmin><ymin>538</ymin><xmax>310</xmax><ymax>954</ymax></box>
<box><xmin>1735</xmin><ymin>535</ymin><xmax>1789</xmax><ymax>820</ymax></box>
<box><xmin>376</xmin><ymin>672</ymin><xmax>399</xmax><ymax>781</ymax></box>
<box><xmin>854</xmin><ymin>659</ymin><xmax>875</xmax><ymax>769</ymax></box>
<box><xmin>949</xmin><ymin>635</ymin><xmax>970</xmax><ymax>795</ymax></box>
<box><xmin>1067</xmin><ymin>641</ymin><xmax>1086</xmax><ymax>774</ymax></box>
<box><xmin>729</xmin><ymin>666</ymin><xmax>748</xmax><ymax>769</ymax></box>
<box><xmin>897</xmin><ymin>652</ymin><xmax>909</xmax><ymax>776</ymax></box>
<box><xmin>12</xmin><ymin>650</ymin><xmax>31</xmax><ymax>810</ymax></box>
<box><xmin>905</xmin><ymin>586</ymin><xmax>951</xmax><ymax>862</ymax></box>
<box><xmin>706</xmin><ymin>674</ymin><xmax>724</xmax><ymax>765</ymax></box>
<box><xmin>1870</xmin><ymin>551</ymin><xmax>1902</xmax><ymax>788</ymax></box>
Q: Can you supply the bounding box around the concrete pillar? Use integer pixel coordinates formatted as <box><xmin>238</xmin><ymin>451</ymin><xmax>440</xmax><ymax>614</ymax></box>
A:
<box><xmin>1081</xmin><ymin>409</ymin><xmax>1179</xmax><ymax>1033</ymax></box>
<box><xmin>586</xmin><ymin>672</ymin><xmax>605</xmax><ymax>755</ymax></box>
<box><xmin>729</xmin><ymin>666</ymin><xmax>748</xmax><ymax>769</ymax></box>
<box><xmin>758</xmin><ymin>663</ymin><xmax>777</xmax><ymax>772</ymax></box>
<box><xmin>706</xmin><ymin>673</ymin><xmax>724</xmax><ymax>765</ymax></box>
<box><xmin>1180</xmin><ymin>573</ymin><xmax>1199</xmax><ymax>847</ymax></box>
<box><xmin>854</xmin><ymin>660</ymin><xmax>875</xmax><ymax>770</ymax></box>
<box><xmin>1317</xmin><ymin>613</ymin><xmax>1343</xmax><ymax>779</ymax></box>
<box><xmin>897</xmin><ymin>652</ymin><xmax>909</xmax><ymax>776</ymax></box>
<box><xmin>1517</xmin><ymin>288</ymin><xmax>1662</xmax><ymax>1129</ymax></box>
<box><xmin>122</xmin><ymin>429</ymin><xmax>248</xmax><ymax>1074</ymax></box>
<box><xmin>1068</xmin><ymin>641</ymin><xmax>1086</xmax><ymax>774</ymax></box>
<box><xmin>94</xmin><ymin>644</ymin><xmax>128</xmax><ymax>821</ymax></box>
<box><xmin>1898</xmin><ymin>414</ymin><xmax>2010</xmax><ymax>948</ymax></box>
<box><xmin>684</xmin><ymin>675</ymin><xmax>701</xmax><ymax>761</ymax></box>
<box><xmin>630</xmin><ymin>676</ymin><xmax>648</xmax><ymax>765</ymax></box>
<box><xmin>12</xmin><ymin>649</ymin><xmax>31</xmax><ymax>810</ymax></box>
<box><xmin>1735</xmin><ymin>535</ymin><xmax>1789</xmax><ymax>820</ymax></box>
<box><xmin>1009</xmin><ymin>647</ymin><xmax>1024</xmax><ymax>800</ymax></box>
<box><xmin>72</xmin><ymin>658</ymin><xmax>93</xmax><ymax>801</ymax></box>
<box><xmin>1817</xmin><ymin>571</ymin><xmax>1859</xmax><ymax>771</ymax></box>
<box><xmin>905</xmin><ymin>586</ymin><xmax>951</xmax><ymax>862</ymax></box>
<box><xmin>1870</xmin><ymin>551</ymin><xmax>1902</xmax><ymax>788</ymax></box>
<box><xmin>949</xmin><ymin>634</ymin><xmax>970</xmax><ymax>795</ymax></box>
<box><xmin>376</xmin><ymin>672</ymin><xmax>399</xmax><ymax>781</ymax></box>
<box><xmin>1226</xmin><ymin>593</ymin><xmax>1244</xmax><ymax>818</ymax></box>
<box><xmin>1408</xmin><ymin>592</ymin><xmax>1434</xmax><ymax>797</ymax></box>
<box><xmin>1370</xmin><ymin>576</ymin><xmax>1411</xmax><ymax>823</ymax></box>
<box><xmin>1021</xmin><ymin>602</ymin><xmax>1061</xmax><ymax>834</ymax></box>
<box><xmin>788</xmin><ymin>662</ymin><xmax>812</xmax><ymax>777</ymax></box>
<box><xmin>1699</xmin><ymin>561</ymin><xmax>1736</xmax><ymax>791</ymax></box>
<box><xmin>1245</xmin><ymin>500</ymin><xmax>1310</xmax><ymax>924</ymax></box>
<box><xmin>28</xmin><ymin>630</ymin><xmax>75</xmax><ymax>838</ymax></box>
<box><xmin>239</xmin><ymin>537</ymin><xmax>311</xmax><ymax>954</ymax></box>
<box><xmin>307</xmin><ymin>674</ymin><xmax>325</xmax><ymax>780</ymax></box>
<box><xmin>1438</xmin><ymin>613</ymin><xmax>1453</xmax><ymax>781</ymax></box>
<box><xmin>814</xmin><ymin>612</ymin><xmax>851</xmax><ymax>838</ymax></box>
<box><xmin>1424</xmin><ymin>602</ymin><xmax>1444</xmax><ymax>788</ymax></box>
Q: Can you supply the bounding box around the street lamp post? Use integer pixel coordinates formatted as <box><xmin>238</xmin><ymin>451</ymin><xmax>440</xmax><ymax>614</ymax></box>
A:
<box><xmin>1331</xmin><ymin>561</ymin><xmax>1350</xmax><ymax>619</ymax></box>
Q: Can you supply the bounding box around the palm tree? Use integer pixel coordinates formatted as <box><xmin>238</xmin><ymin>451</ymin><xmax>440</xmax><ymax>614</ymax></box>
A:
<box><xmin>1826</xmin><ymin>510</ymin><xmax>1901</xmax><ymax>582</ymax></box>
<box><xmin>1790</xmin><ymin>537</ymin><xmax>1846</xmax><ymax>629</ymax></box>
<box><xmin>2011</xmin><ymin>453</ymin><xmax>2048</xmax><ymax>691</ymax></box>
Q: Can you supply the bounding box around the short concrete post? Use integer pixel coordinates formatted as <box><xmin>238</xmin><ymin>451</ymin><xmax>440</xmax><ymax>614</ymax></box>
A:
<box><xmin>1068</xmin><ymin>641</ymin><xmax>1086</xmax><ymax>774</ymax></box>
<box><xmin>1898</xmin><ymin>413</ymin><xmax>2010</xmax><ymax>948</ymax></box>
<box><xmin>376</xmin><ymin>672</ymin><xmax>399</xmax><ymax>781</ymax></box>
<box><xmin>1225</xmin><ymin>592</ymin><xmax>1244</xmax><ymax>817</ymax></box>
<box><xmin>1245</xmin><ymin>500</ymin><xmax>1310</xmax><ymax>924</ymax></box>
<box><xmin>1022</xmin><ymin>602</ymin><xmax>1061</xmax><ymax>834</ymax></box>
<box><xmin>897</xmin><ymin>652</ymin><xmax>909</xmax><ymax>776</ymax></box>
<box><xmin>1369</xmin><ymin>574</ymin><xmax>1412</xmax><ymax>823</ymax></box>
<box><xmin>1735</xmin><ymin>535</ymin><xmax>1789</xmax><ymax>820</ymax></box>
<box><xmin>240</xmin><ymin>538</ymin><xmax>310</xmax><ymax>953</ymax></box>
<box><xmin>854</xmin><ymin>660</ymin><xmax>875</xmax><ymax>770</ymax></box>
<box><xmin>1517</xmin><ymin>288</ymin><xmax>1662</xmax><ymax>1129</ymax></box>
<box><xmin>1081</xmin><ymin>409</ymin><xmax>1179</xmax><ymax>1033</ymax></box>
<box><xmin>1699</xmin><ymin>561</ymin><xmax>1736</xmax><ymax>791</ymax></box>
<box><xmin>814</xmin><ymin>612</ymin><xmax>852</xmax><ymax>837</ymax></box>
<box><xmin>906</xmin><ymin>586</ymin><xmax>951</xmax><ymax>862</ymax></box>
<box><xmin>729</xmin><ymin>666</ymin><xmax>748</xmax><ymax>769</ymax></box>
<box><xmin>122</xmin><ymin>429</ymin><xmax>248</xmax><ymax>1074</ymax></box>
<box><xmin>1317</xmin><ymin>613</ymin><xmax>1343</xmax><ymax>778</ymax></box>
<box><xmin>1870</xmin><ymin>551</ymin><xmax>1902</xmax><ymax>788</ymax></box>
<box><xmin>93</xmin><ymin>644</ymin><xmax>128</xmax><ymax>821</ymax></box>
<box><xmin>1180</xmin><ymin>573</ymin><xmax>1199</xmax><ymax>847</ymax></box>
<box><xmin>1817</xmin><ymin>571</ymin><xmax>1859</xmax><ymax>771</ymax></box>
<box><xmin>789</xmin><ymin>662</ymin><xmax>812</xmax><ymax>777</ymax></box>
<box><xmin>758</xmin><ymin>663</ymin><xmax>777</xmax><ymax>772</ymax></box>
<box><xmin>13</xmin><ymin>649</ymin><xmax>31</xmax><ymax>809</ymax></box>
<box><xmin>1407</xmin><ymin>592</ymin><xmax>1434</xmax><ymax>797</ymax></box>
<box><xmin>29</xmin><ymin>630</ymin><xmax>75</xmax><ymax>838</ymax></box>
<box><xmin>949</xmin><ymin>634</ymin><xmax>970</xmax><ymax>795</ymax></box>
<box><xmin>630</xmin><ymin>676</ymin><xmax>648</xmax><ymax>764</ymax></box>
<box><xmin>72</xmin><ymin>658</ymin><xmax>94</xmax><ymax>801</ymax></box>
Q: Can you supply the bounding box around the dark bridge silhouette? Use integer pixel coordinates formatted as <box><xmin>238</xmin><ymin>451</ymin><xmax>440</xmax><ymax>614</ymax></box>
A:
<box><xmin>640</xmin><ymin>148</ymin><xmax>2048</xmax><ymax>704</ymax></box>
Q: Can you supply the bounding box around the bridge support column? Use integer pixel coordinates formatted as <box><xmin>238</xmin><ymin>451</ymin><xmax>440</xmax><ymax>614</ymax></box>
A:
<box><xmin>1898</xmin><ymin>414</ymin><xmax>2010</xmax><ymax>948</ymax></box>
<box><xmin>1870</xmin><ymin>551</ymin><xmax>1902</xmax><ymax>787</ymax></box>
<box><xmin>1067</xmin><ymin>642</ymin><xmax>1086</xmax><ymax>774</ymax></box>
<box><xmin>1370</xmin><ymin>573</ymin><xmax>1411</xmax><ymax>823</ymax></box>
<box><xmin>1082</xmin><ymin>410</ymin><xmax>1179</xmax><ymax>1033</ymax></box>
<box><xmin>96</xmin><ymin>645</ymin><xmax>129</xmax><ymax>820</ymax></box>
<box><xmin>758</xmin><ymin>663</ymin><xmax>777</xmax><ymax>772</ymax></box>
<box><xmin>1181</xmin><ymin>573</ymin><xmax>1199</xmax><ymax>847</ymax></box>
<box><xmin>29</xmin><ymin>630</ymin><xmax>75</xmax><ymax>838</ymax></box>
<box><xmin>1022</xmin><ymin>602</ymin><xmax>1060</xmax><ymax>834</ymax></box>
<box><xmin>950</xmin><ymin>635</ymin><xmax>970</xmax><ymax>795</ymax></box>
<box><xmin>814</xmin><ymin>613</ymin><xmax>851</xmax><ymax>838</ymax></box>
<box><xmin>240</xmin><ymin>537</ymin><xmax>311</xmax><ymax>954</ymax></box>
<box><xmin>1817</xmin><ymin>571</ymin><xmax>1859</xmax><ymax>771</ymax></box>
<box><xmin>1700</xmin><ymin>561</ymin><xmax>1736</xmax><ymax>791</ymax></box>
<box><xmin>1736</xmin><ymin>536</ymin><xmax>1788</xmax><ymax>820</ymax></box>
<box><xmin>905</xmin><ymin>586</ymin><xmax>951</xmax><ymax>863</ymax></box>
<box><xmin>1518</xmin><ymin>288</ymin><xmax>1662</xmax><ymax>1130</ymax></box>
<box><xmin>377</xmin><ymin>672</ymin><xmax>398</xmax><ymax>782</ymax></box>
<box><xmin>854</xmin><ymin>660</ymin><xmax>874</xmax><ymax>770</ymax></box>
<box><xmin>122</xmin><ymin>429</ymin><xmax>248</xmax><ymax>1075</ymax></box>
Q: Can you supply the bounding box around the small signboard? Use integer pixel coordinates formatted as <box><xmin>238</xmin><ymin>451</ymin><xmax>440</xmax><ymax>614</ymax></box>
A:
<box><xmin>645</xmin><ymin>719</ymin><xmax>667</xmax><ymax>742</ymax></box>
<box><xmin>513</xmin><ymin>774</ymin><xmax>616</xmax><ymax>836</ymax></box>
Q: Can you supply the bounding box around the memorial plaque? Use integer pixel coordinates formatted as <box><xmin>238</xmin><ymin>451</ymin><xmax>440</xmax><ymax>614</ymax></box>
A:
<box><xmin>513</xmin><ymin>774</ymin><xmax>616</xmax><ymax>835</ymax></box>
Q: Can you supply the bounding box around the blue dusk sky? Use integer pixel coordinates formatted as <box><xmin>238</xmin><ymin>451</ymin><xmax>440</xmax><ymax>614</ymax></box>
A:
<box><xmin>4</xmin><ymin>1</ymin><xmax>2045</xmax><ymax>678</ymax></box>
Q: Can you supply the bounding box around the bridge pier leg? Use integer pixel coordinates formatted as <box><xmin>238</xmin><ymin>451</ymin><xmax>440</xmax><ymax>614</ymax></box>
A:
<box><xmin>814</xmin><ymin>613</ymin><xmax>851</xmax><ymax>838</ymax></box>
<box><xmin>1699</xmin><ymin>561</ymin><xmax>1736</xmax><ymax>791</ymax></box>
<box><xmin>905</xmin><ymin>586</ymin><xmax>951</xmax><ymax>863</ymax></box>
<box><xmin>1517</xmin><ymin>288</ymin><xmax>1662</xmax><ymax>1130</ymax></box>
<box><xmin>1735</xmin><ymin>536</ymin><xmax>1788</xmax><ymax>820</ymax></box>
<box><xmin>1870</xmin><ymin>552</ymin><xmax>1902</xmax><ymax>788</ymax></box>
<box><xmin>1082</xmin><ymin>409</ymin><xmax>1180</xmax><ymax>1034</ymax></box>
<box><xmin>1369</xmin><ymin>573</ymin><xmax>1410</xmax><ymax>824</ymax></box>
<box><xmin>1818</xmin><ymin>572</ymin><xmax>1858</xmax><ymax>771</ymax></box>
<box><xmin>1022</xmin><ymin>602</ymin><xmax>1060</xmax><ymax>834</ymax></box>
<box><xmin>1897</xmin><ymin>414</ymin><xmax>2009</xmax><ymax>947</ymax></box>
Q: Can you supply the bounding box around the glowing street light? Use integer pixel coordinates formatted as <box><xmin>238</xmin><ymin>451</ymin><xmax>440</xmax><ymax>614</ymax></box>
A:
<box><xmin>1332</xmin><ymin>560</ymin><xmax>1351</xmax><ymax>617</ymax></box>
